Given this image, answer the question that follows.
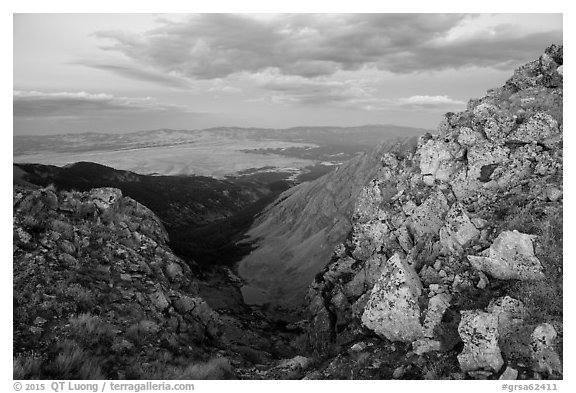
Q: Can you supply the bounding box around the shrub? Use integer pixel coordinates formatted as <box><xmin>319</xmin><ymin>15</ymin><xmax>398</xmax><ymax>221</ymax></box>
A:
<box><xmin>61</xmin><ymin>283</ymin><xmax>96</xmax><ymax>312</ymax></box>
<box><xmin>68</xmin><ymin>313</ymin><xmax>115</xmax><ymax>348</ymax></box>
<box><xmin>13</xmin><ymin>353</ymin><xmax>43</xmax><ymax>379</ymax></box>
<box><xmin>50</xmin><ymin>340</ymin><xmax>105</xmax><ymax>379</ymax></box>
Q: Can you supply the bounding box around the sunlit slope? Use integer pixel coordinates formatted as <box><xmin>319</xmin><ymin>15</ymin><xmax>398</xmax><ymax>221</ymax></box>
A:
<box><xmin>238</xmin><ymin>137</ymin><xmax>420</xmax><ymax>306</ymax></box>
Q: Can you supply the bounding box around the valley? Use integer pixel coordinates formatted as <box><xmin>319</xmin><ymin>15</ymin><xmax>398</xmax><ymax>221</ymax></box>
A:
<box><xmin>12</xmin><ymin>45</ymin><xmax>564</xmax><ymax>381</ymax></box>
<box><xmin>14</xmin><ymin>125</ymin><xmax>428</xmax><ymax>181</ymax></box>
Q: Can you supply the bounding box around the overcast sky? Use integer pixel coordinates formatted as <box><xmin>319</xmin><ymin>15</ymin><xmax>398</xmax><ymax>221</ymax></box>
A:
<box><xmin>13</xmin><ymin>13</ymin><xmax>562</xmax><ymax>135</ymax></box>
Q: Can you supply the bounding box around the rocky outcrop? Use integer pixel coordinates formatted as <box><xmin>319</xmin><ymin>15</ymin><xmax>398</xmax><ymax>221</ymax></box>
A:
<box><xmin>13</xmin><ymin>185</ymin><xmax>228</xmax><ymax>378</ymax></box>
<box><xmin>305</xmin><ymin>45</ymin><xmax>563</xmax><ymax>380</ymax></box>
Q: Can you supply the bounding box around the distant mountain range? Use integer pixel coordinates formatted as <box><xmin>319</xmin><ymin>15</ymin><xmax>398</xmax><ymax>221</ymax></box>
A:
<box><xmin>13</xmin><ymin>125</ymin><xmax>429</xmax><ymax>179</ymax></box>
<box><xmin>14</xmin><ymin>125</ymin><xmax>428</xmax><ymax>155</ymax></box>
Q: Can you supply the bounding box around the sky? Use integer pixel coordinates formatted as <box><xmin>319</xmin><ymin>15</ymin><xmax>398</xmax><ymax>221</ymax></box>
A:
<box><xmin>13</xmin><ymin>13</ymin><xmax>563</xmax><ymax>135</ymax></box>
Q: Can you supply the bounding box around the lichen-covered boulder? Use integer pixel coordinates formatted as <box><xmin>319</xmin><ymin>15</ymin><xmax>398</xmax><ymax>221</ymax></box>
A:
<box><xmin>457</xmin><ymin>310</ymin><xmax>504</xmax><ymax>374</ymax></box>
<box><xmin>468</xmin><ymin>230</ymin><xmax>544</xmax><ymax>280</ymax></box>
<box><xmin>361</xmin><ymin>253</ymin><xmax>424</xmax><ymax>342</ymax></box>
<box><xmin>419</xmin><ymin>137</ymin><xmax>465</xmax><ymax>182</ymax></box>
<box><xmin>90</xmin><ymin>187</ymin><xmax>123</xmax><ymax>210</ymax></box>
<box><xmin>530</xmin><ymin>323</ymin><xmax>562</xmax><ymax>376</ymax></box>
<box><xmin>508</xmin><ymin>112</ymin><xmax>560</xmax><ymax>144</ymax></box>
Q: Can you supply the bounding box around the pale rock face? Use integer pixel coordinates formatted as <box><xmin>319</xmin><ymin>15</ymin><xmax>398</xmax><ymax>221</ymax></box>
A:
<box><xmin>165</xmin><ymin>261</ymin><xmax>184</xmax><ymax>281</ymax></box>
<box><xmin>351</xmin><ymin>178</ymin><xmax>394</xmax><ymax>260</ymax></box>
<box><xmin>530</xmin><ymin>323</ymin><xmax>562</xmax><ymax>376</ymax></box>
<box><xmin>150</xmin><ymin>290</ymin><xmax>170</xmax><ymax>310</ymax></box>
<box><xmin>455</xmin><ymin>127</ymin><xmax>484</xmax><ymax>147</ymax></box>
<box><xmin>449</xmin><ymin>141</ymin><xmax>512</xmax><ymax>200</ymax></box>
<box><xmin>482</xmin><ymin>115</ymin><xmax>516</xmax><ymax>144</ymax></box>
<box><xmin>351</xmin><ymin>220</ymin><xmax>390</xmax><ymax>260</ymax></box>
<box><xmin>472</xmin><ymin>102</ymin><xmax>498</xmax><ymax>119</ymax></box>
<box><xmin>546</xmin><ymin>187</ymin><xmax>562</xmax><ymax>202</ymax></box>
<box><xmin>412</xmin><ymin>339</ymin><xmax>442</xmax><ymax>355</ymax></box>
<box><xmin>419</xmin><ymin>137</ymin><xmax>465</xmax><ymax>181</ymax></box>
<box><xmin>457</xmin><ymin>309</ymin><xmax>504</xmax><ymax>374</ymax></box>
<box><xmin>508</xmin><ymin>112</ymin><xmax>560</xmax><ymax>144</ymax></box>
<box><xmin>174</xmin><ymin>295</ymin><xmax>199</xmax><ymax>314</ymax></box>
<box><xmin>450</xmin><ymin>167</ymin><xmax>481</xmax><ymax>200</ymax></box>
<box><xmin>499</xmin><ymin>366</ymin><xmax>519</xmax><ymax>380</ymax></box>
<box><xmin>90</xmin><ymin>187</ymin><xmax>122</xmax><ymax>210</ymax></box>
<box><xmin>467</xmin><ymin>230</ymin><xmax>545</xmax><ymax>280</ymax></box>
<box><xmin>276</xmin><ymin>356</ymin><xmax>312</xmax><ymax>371</ymax></box>
<box><xmin>408</xmin><ymin>191</ymin><xmax>449</xmax><ymax>239</ymax></box>
<box><xmin>439</xmin><ymin>203</ymin><xmax>481</xmax><ymax>255</ymax></box>
<box><xmin>467</xmin><ymin>141</ymin><xmax>510</xmax><ymax>182</ymax></box>
<box><xmin>361</xmin><ymin>253</ymin><xmax>424</xmax><ymax>342</ymax></box>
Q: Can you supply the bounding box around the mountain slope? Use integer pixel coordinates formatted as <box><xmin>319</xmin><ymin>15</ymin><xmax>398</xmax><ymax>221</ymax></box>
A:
<box><xmin>14</xmin><ymin>161</ymin><xmax>283</xmax><ymax>267</ymax></box>
<box><xmin>303</xmin><ymin>44</ymin><xmax>563</xmax><ymax>380</ymax></box>
<box><xmin>13</xmin><ymin>185</ymin><xmax>309</xmax><ymax>379</ymax></box>
<box><xmin>13</xmin><ymin>186</ymin><xmax>225</xmax><ymax>378</ymax></box>
<box><xmin>238</xmin><ymin>137</ymin><xmax>420</xmax><ymax>306</ymax></box>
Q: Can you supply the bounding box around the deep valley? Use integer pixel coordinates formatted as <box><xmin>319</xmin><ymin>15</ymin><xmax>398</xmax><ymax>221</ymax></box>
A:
<box><xmin>13</xmin><ymin>45</ymin><xmax>564</xmax><ymax>381</ymax></box>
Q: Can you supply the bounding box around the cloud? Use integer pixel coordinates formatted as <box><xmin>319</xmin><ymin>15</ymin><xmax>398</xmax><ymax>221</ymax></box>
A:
<box><xmin>245</xmin><ymin>69</ymin><xmax>375</xmax><ymax>108</ymax></box>
<box><xmin>82</xmin><ymin>63</ymin><xmax>190</xmax><ymax>89</ymax></box>
<box><xmin>245</xmin><ymin>70</ymin><xmax>465</xmax><ymax>112</ymax></box>
<box><xmin>13</xmin><ymin>90</ymin><xmax>191</xmax><ymax>118</ymax></box>
<box><xmin>394</xmin><ymin>95</ymin><xmax>466</xmax><ymax>110</ymax></box>
<box><xmin>93</xmin><ymin>13</ymin><xmax>562</xmax><ymax>80</ymax></box>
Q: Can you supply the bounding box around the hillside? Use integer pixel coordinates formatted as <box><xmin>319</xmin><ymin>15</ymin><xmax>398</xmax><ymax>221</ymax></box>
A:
<box><xmin>238</xmin><ymin>136</ymin><xmax>419</xmax><ymax>306</ymax></box>
<box><xmin>14</xmin><ymin>161</ymin><xmax>282</xmax><ymax>267</ymax></box>
<box><xmin>302</xmin><ymin>44</ymin><xmax>563</xmax><ymax>379</ymax></box>
<box><xmin>13</xmin><ymin>185</ymin><xmax>311</xmax><ymax>379</ymax></box>
<box><xmin>13</xmin><ymin>45</ymin><xmax>563</xmax><ymax>381</ymax></box>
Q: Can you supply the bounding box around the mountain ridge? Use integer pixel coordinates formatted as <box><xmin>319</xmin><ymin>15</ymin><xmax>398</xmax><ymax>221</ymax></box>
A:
<box><xmin>13</xmin><ymin>44</ymin><xmax>563</xmax><ymax>380</ymax></box>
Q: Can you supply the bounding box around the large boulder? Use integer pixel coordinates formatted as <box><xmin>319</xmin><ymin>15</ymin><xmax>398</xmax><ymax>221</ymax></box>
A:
<box><xmin>467</xmin><ymin>230</ymin><xmax>544</xmax><ymax>280</ymax></box>
<box><xmin>457</xmin><ymin>310</ymin><xmax>504</xmax><ymax>375</ymax></box>
<box><xmin>530</xmin><ymin>323</ymin><xmax>562</xmax><ymax>376</ymax></box>
<box><xmin>361</xmin><ymin>253</ymin><xmax>424</xmax><ymax>342</ymax></box>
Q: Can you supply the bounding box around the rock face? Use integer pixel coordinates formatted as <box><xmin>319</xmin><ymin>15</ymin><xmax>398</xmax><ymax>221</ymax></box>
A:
<box><xmin>305</xmin><ymin>45</ymin><xmax>563</xmax><ymax>380</ymax></box>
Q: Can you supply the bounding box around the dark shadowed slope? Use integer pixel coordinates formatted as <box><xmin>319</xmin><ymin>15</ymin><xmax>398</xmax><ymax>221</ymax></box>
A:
<box><xmin>13</xmin><ymin>162</ymin><xmax>285</xmax><ymax>267</ymax></box>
